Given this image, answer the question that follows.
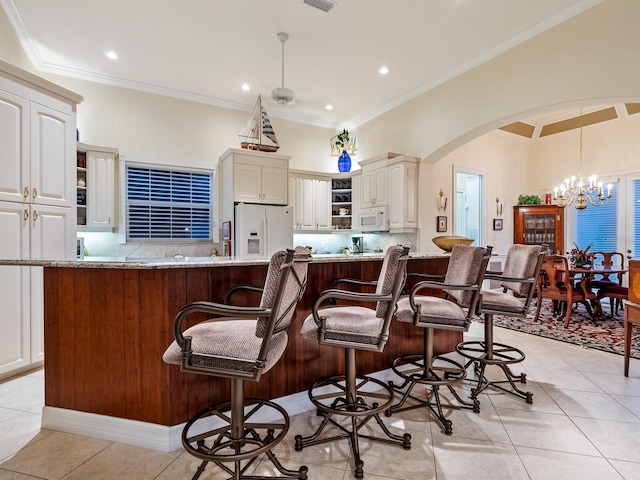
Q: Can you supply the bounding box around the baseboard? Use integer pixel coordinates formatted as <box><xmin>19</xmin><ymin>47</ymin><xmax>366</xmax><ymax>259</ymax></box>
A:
<box><xmin>41</xmin><ymin>367</ymin><xmax>399</xmax><ymax>452</ymax></box>
<box><xmin>41</xmin><ymin>389</ymin><xmax>316</xmax><ymax>452</ymax></box>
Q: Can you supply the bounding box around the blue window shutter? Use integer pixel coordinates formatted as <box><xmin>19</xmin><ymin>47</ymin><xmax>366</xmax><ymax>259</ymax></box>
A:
<box><xmin>126</xmin><ymin>165</ymin><xmax>212</xmax><ymax>241</ymax></box>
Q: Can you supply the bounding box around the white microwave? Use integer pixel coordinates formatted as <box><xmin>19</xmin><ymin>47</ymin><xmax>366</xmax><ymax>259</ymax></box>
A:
<box><xmin>356</xmin><ymin>206</ymin><xmax>389</xmax><ymax>232</ymax></box>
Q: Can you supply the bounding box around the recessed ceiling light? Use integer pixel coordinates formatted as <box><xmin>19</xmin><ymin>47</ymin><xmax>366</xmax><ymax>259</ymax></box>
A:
<box><xmin>105</xmin><ymin>50</ymin><xmax>118</xmax><ymax>60</ymax></box>
<box><xmin>378</xmin><ymin>66</ymin><xmax>389</xmax><ymax>75</ymax></box>
<box><xmin>325</xmin><ymin>104</ymin><xmax>334</xmax><ymax>110</ymax></box>
<box><xmin>241</xmin><ymin>83</ymin><xmax>250</xmax><ymax>91</ymax></box>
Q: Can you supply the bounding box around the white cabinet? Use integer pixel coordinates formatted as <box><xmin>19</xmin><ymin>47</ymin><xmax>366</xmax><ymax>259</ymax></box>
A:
<box><xmin>388</xmin><ymin>156</ymin><xmax>419</xmax><ymax>233</ymax></box>
<box><xmin>225</xmin><ymin>153</ymin><xmax>288</xmax><ymax>205</ymax></box>
<box><xmin>0</xmin><ymin>60</ymin><xmax>81</xmax><ymax>379</ymax></box>
<box><xmin>220</xmin><ymin>148</ymin><xmax>291</xmax><ymax>224</ymax></box>
<box><xmin>358</xmin><ymin>153</ymin><xmax>419</xmax><ymax>233</ymax></box>
<box><xmin>290</xmin><ymin>172</ymin><xmax>331</xmax><ymax>231</ymax></box>
<box><xmin>360</xmin><ymin>160</ymin><xmax>388</xmax><ymax>208</ymax></box>
<box><xmin>77</xmin><ymin>143</ymin><xmax>117</xmax><ymax>231</ymax></box>
<box><xmin>0</xmin><ymin>200</ymin><xmax>74</xmax><ymax>378</ymax></box>
<box><xmin>0</xmin><ymin>89</ymin><xmax>75</xmax><ymax>208</ymax></box>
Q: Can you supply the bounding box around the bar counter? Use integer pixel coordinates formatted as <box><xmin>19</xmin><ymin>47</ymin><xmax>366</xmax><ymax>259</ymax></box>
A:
<box><xmin>17</xmin><ymin>253</ymin><xmax>456</xmax><ymax>436</ymax></box>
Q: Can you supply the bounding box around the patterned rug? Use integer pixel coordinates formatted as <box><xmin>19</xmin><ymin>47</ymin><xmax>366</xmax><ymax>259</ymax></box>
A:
<box><xmin>487</xmin><ymin>300</ymin><xmax>640</xmax><ymax>359</ymax></box>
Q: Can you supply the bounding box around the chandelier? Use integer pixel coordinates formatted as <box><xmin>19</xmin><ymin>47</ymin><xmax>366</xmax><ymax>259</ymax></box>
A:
<box><xmin>553</xmin><ymin>108</ymin><xmax>612</xmax><ymax>210</ymax></box>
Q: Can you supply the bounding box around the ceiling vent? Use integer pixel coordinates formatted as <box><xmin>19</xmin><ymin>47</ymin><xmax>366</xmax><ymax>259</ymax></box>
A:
<box><xmin>302</xmin><ymin>0</ymin><xmax>337</xmax><ymax>13</ymax></box>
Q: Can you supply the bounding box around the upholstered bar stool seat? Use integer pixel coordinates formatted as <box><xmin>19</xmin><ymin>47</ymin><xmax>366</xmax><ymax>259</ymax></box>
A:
<box><xmin>389</xmin><ymin>245</ymin><xmax>491</xmax><ymax>435</ymax></box>
<box><xmin>456</xmin><ymin>244</ymin><xmax>544</xmax><ymax>404</ymax></box>
<box><xmin>163</xmin><ymin>247</ymin><xmax>312</xmax><ymax>480</ymax></box>
<box><xmin>295</xmin><ymin>246</ymin><xmax>411</xmax><ymax>479</ymax></box>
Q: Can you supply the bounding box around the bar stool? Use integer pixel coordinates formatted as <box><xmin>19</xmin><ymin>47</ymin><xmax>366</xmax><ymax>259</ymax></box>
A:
<box><xmin>295</xmin><ymin>246</ymin><xmax>411</xmax><ymax>479</ymax></box>
<box><xmin>389</xmin><ymin>245</ymin><xmax>491</xmax><ymax>434</ymax></box>
<box><xmin>456</xmin><ymin>245</ymin><xmax>544</xmax><ymax>404</ymax></box>
<box><xmin>162</xmin><ymin>247</ymin><xmax>312</xmax><ymax>480</ymax></box>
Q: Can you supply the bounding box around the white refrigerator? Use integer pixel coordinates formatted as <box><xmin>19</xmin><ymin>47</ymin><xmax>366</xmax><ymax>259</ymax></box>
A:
<box><xmin>234</xmin><ymin>203</ymin><xmax>294</xmax><ymax>257</ymax></box>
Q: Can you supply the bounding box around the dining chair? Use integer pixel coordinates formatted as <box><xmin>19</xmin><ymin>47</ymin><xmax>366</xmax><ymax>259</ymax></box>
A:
<box><xmin>295</xmin><ymin>245</ymin><xmax>411</xmax><ymax>479</ymax></box>
<box><xmin>162</xmin><ymin>247</ymin><xmax>312</xmax><ymax>480</ymax></box>
<box><xmin>534</xmin><ymin>254</ymin><xmax>593</xmax><ymax>327</ymax></box>
<box><xmin>623</xmin><ymin>299</ymin><xmax>640</xmax><ymax>376</ymax></box>
<box><xmin>592</xmin><ymin>251</ymin><xmax>626</xmax><ymax>315</ymax></box>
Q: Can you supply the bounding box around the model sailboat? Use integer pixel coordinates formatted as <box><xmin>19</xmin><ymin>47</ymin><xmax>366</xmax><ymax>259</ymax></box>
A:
<box><xmin>239</xmin><ymin>95</ymin><xmax>280</xmax><ymax>152</ymax></box>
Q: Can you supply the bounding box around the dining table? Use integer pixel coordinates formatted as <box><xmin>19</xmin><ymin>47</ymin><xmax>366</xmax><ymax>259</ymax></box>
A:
<box><xmin>562</xmin><ymin>263</ymin><xmax>628</xmax><ymax>319</ymax></box>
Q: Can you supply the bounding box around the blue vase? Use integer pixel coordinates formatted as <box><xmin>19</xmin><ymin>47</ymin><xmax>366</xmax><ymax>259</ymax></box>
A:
<box><xmin>338</xmin><ymin>150</ymin><xmax>351</xmax><ymax>173</ymax></box>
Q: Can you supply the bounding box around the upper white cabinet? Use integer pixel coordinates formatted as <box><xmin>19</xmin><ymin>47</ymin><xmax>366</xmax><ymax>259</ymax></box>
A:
<box><xmin>357</xmin><ymin>153</ymin><xmax>419</xmax><ymax>233</ymax></box>
<box><xmin>0</xmin><ymin>60</ymin><xmax>81</xmax><ymax>379</ymax></box>
<box><xmin>220</xmin><ymin>148</ymin><xmax>291</xmax><ymax>223</ymax></box>
<box><xmin>289</xmin><ymin>171</ymin><xmax>331</xmax><ymax>231</ymax></box>
<box><xmin>77</xmin><ymin>143</ymin><xmax>117</xmax><ymax>231</ymax></box>
<box><xmin>0</xmin><ymin>78</ymin><xmax>76</xmax><ymax>208</ymax></box>
<box><xmin>388</xmin><ymin>156</ymin><xmax>419</xmax><ymax>233</ymax></box>
<box><xmin>359</xmin><ymin>158</ymin><xmax>388</xmax><ymax>208</ymax></box>
<box><xmin>221</xmin><ymin>149</ymin><xmax>289</xmax><ymax>205</ymax></box>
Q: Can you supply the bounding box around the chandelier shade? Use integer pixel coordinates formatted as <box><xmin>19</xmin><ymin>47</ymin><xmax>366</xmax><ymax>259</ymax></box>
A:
<box><xmin>553</xmin><ymin>108</ymin><xmax>612</xmax><ymax>210</ymax></box>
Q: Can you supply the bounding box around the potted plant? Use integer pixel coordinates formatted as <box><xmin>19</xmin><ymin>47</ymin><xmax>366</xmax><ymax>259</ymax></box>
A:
<box><xmin>517</xmin><ymin>194</ymin><xmax>542</xmax><ymax>205</ymax></box>
<box><xmin>331</xmin><ymin>129</ymin><xmax>357</xmax><ymax>173</ymax></box>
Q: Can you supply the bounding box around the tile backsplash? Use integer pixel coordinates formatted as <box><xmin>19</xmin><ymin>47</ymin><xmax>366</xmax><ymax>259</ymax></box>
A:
<box><xmin>78</xmin><ymin>231</ymin><xmax>417</xmax><ymax>258</ymax></box>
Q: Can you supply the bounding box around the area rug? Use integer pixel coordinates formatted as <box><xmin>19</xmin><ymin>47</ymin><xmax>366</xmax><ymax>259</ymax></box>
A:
<box><xmin>487</xmin><ymin>300</ymin><xmax>640</xmax><ymax>359</ymax></box>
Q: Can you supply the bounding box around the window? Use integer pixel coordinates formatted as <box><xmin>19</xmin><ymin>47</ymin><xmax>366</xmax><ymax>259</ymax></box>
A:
<box><xmin>574</xmin><ymin>186</ymin><xmax>618</xmax><ymax>253</ymax></box>
<box><xmin>126</xmin><ymin>165</ymin><xmax>213</xmax><ymax>240</ymax></box>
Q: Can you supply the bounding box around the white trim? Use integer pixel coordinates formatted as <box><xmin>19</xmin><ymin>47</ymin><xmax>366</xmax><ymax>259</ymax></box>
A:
<box><xmin>40</xmin><ymin>367</ymin><xmax>402</xmax><ymax>452</ymax></box>
<box><xmin>41</xmin><ymin>389</ymin><xmax>316</xmax><ymax>452</ymax></box>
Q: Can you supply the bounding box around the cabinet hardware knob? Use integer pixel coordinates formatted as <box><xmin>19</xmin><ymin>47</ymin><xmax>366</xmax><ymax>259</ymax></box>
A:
<box><xmin>24</xmin><ymin>209</ymin><xmax>29</xmax><ymax>221</ymax></box>
<box><xmin>32</xmin><ymin>187</ymin><xmax>38</xmax><ymax>198</ymax></box>
<box><xmin>24</xmin><ymin>187</ymin><xmax>29</xmax><ymax>198</ymax></box>
<box><xmin>33</xmin><ymin>210</ymin><xmax>38</xmax><ymax>221</ymax></box>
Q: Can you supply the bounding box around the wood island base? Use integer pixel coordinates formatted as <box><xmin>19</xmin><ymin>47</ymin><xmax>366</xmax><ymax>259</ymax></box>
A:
<box><xmin>42</xmin><ymin>256</ymin><xmax>456</xmax><ymax>450</ymax></box>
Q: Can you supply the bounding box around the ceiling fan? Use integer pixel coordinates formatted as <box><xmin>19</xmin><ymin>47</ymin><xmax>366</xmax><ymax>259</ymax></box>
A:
<box><xmin>271</xmin><ymin>32</ymin><xmax>295</xmax><ymax>106</ymax></box>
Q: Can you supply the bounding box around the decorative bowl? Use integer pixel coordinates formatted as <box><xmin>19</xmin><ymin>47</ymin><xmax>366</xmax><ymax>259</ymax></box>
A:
<box><xmin>432</xmin><ymin>235</ymin><xmax>474</xmax><ymax>252</ymax></box>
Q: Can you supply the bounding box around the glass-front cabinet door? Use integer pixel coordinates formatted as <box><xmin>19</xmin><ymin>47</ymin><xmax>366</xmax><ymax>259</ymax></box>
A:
<box><xmin>513</xmin><ymin>205</ymin><xmax>565</xmax><ymax>254</ymax></box>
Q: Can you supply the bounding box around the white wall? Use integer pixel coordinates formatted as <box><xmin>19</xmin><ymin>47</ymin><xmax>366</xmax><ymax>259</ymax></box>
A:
<box><xmin>2</xmin><ymin>1</ymin><xmax>640</xmax><ymax>254</ymax></box>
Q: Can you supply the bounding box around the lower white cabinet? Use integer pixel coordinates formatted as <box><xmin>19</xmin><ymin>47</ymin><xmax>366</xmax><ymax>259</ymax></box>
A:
<box><xmin>0</xmin><ymin>200</ymin><xmax>74</xmax><ymax>378</ymax></box>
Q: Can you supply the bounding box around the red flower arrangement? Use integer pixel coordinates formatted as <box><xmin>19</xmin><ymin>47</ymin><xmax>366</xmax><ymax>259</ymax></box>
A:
<box><xmin>568</xmin><ymin>242</ymin><xmax>595</xmax><ymax>267</ymax></box>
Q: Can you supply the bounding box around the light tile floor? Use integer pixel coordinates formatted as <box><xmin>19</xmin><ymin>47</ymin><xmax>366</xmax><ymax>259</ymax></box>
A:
<box><xmin>1</xmin><ymin>323</ymin><xmax>639</xmax><ymax>480</ymax></box>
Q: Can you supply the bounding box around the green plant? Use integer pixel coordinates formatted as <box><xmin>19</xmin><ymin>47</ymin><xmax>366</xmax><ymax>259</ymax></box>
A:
<box><xmin>517</xmin><ymin>194</ymin><xmax>542</xmax><ymax>205</ymax></box>
<box><xmin>334</xmin><ymin>129</ymin><xmax>350</xmax><ymax>151</ymax></box>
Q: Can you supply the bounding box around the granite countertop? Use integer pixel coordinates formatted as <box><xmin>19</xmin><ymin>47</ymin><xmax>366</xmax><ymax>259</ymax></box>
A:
<box><xmin>0</xmin><ymin>251</ymin><xmax>449</xmax><ymax>269</ymax></box>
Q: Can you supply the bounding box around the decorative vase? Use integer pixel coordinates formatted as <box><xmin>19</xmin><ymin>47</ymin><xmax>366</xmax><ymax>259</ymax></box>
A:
<box><xmin>337</xmin><ymin>150</ymin><xmax>351</xmax><ymax>173</ymax></box>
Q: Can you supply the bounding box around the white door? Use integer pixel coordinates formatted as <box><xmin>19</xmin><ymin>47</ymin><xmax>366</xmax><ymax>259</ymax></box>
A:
<box><xmin>30</xmin><ymin>103</ymin><xmax>74</xmax><ymax>207</ymax></box>
<box><xmin>264</xmin><ymin>205</ymin><xmax>293</xmax><ymax>256</ymax></box>
<box><xmin>261</xmin><ymin>166</ymin><xmax>288</xmax><ymax>205</ymax></box>
<box><xmin>234</xmin><ymin>163</ymin><xmax>262</xmax><ymax>203</ymax></box>
<box><xmin>0</xmin><ymin>90</ymin><xmax>29</xmax><ymax>204</ymax></box>
<box><xmin>624</xmin><ymin>174</ymin><xmax>640</xmax><ymax>263</ymax></box>
<box><xmin>30</xmin><ymin>204</ymin><xmax>75</xmax><ymax>260</ymax></box>
<box><xmin>86</xmin><ymin>151</ymin><xmax>114</xmax><ymax>230</ymax></box>
<box><xmin>314</xmin><ymin>177</ymin><xmax>332</xmax><ymax>231</ymax></box>
<box><xmin>299</xmin><ymin>176</ymin><xmax>315</xmax><ymax>230</ymax></box>
<box><xmin>0</xmin><ymin>202</ymin><xmax>31</xmax><ymax>375</ymax></box>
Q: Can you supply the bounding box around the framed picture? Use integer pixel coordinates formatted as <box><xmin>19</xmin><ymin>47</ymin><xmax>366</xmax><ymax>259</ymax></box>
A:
<box><xmin>222</xmin><ymin>221</ymin><xmax>232</xmax><ymax>241</ymax></box>
<box><xmin>493</xmin><ymin>218</ymin><xmax>503</xmax><ymax>231</ymax></box>
<box><xmin>437</xmin><ymin>216</ymin><xmax>447</xmax><ymax>233</ymax></box>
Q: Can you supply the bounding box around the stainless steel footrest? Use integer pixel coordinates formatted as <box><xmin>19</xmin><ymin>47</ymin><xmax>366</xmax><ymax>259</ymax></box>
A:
<box><xmin>295</xmin><ymin>374</ymin><xmax>411</xmax><ymax>479</ymax></box>
<box><xmin>388</xmin><ymin>354</ymin><xmax>479</xmax><ymax>434</ymax></box>
<box><xmin>183</xmin><ymin>399</ymin><xmax>308</xmax><ymax>480</ymax></box>
<box><xmin>456</xmin><ymin>341</ymin><xmax>532</xmax><ymax>404</ymax></box>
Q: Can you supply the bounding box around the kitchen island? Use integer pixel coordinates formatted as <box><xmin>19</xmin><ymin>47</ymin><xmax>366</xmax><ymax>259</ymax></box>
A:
<box><xmin>14</xmin><ymin>252</ymin><xmax>456</xmax><ymax>450</ymax></box>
